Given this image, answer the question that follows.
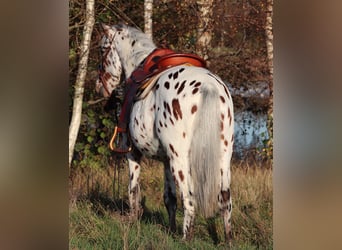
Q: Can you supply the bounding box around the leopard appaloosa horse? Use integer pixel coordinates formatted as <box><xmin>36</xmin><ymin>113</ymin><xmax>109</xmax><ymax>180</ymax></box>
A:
<box><xmin>95</xmin><ymin>23</ymin><xmax>234</xmax><ymax>241</ymax></box>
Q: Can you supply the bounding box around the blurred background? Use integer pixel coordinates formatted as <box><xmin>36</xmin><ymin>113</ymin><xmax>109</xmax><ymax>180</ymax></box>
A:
<box><xmin>0</xmin><ymin>0</ymin><xmax>341</xmax><ymax>249</ymax></box>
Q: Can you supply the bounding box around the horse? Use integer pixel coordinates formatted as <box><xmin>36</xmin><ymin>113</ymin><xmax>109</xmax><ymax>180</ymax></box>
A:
<box><xmin>95</xmin><ymin>23</ymin><xmax>234</xmax><ymax>241</ymax></box>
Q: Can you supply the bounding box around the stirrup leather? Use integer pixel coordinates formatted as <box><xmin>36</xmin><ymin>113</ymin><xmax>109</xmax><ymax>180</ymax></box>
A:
<box><xmin>109</xmin><ymin>126</ymin><xmax>133</xmax><ymax>153</ymax></box>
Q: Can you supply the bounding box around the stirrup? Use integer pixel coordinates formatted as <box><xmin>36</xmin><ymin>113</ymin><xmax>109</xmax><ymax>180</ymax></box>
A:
<box><xmin>109</xmin><ymin>126</ymin><xmax>132</xmax><ymax>153</ymax></box>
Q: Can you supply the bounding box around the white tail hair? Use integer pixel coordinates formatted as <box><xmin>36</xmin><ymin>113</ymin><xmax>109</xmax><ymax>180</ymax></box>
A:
<box><xmin>190</xmin><ymin>83</ymin><xmax>221</xmax><ymax>218</ymax></box>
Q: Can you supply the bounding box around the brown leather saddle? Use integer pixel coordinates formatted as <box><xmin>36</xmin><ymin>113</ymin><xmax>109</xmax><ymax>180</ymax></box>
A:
<box><xmin>127</xmin><ymin>48</ymin><xmax>207</xmax><ymax>95</ymax></box>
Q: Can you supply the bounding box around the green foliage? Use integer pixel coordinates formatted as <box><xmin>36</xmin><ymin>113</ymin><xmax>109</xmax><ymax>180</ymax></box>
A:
<box><xmin>72</xmin><ymin>101</ymin><xmax>116</xmax><ymax>170</ymax></box>
<box><xmin>258</xmin><ymin>113</ymin><xmax>273</xmax><ymax>162</ymax></box>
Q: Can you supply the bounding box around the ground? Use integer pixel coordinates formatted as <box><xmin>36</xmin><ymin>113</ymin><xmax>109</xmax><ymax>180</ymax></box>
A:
<box><xmin>69</xmin><ymin>159</ymin><xmax>272</xmax><ymax>249</ymax></box>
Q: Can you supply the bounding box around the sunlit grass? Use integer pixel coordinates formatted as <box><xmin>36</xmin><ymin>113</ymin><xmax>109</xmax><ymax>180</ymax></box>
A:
<box><xmin>69</xmin><ymin>160</ymin><xmax>272</xmax><ymax>249</ymax></box>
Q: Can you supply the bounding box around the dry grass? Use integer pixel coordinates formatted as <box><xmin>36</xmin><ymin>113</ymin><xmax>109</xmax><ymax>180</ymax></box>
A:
<box><xmin>69</xmin><ymin>159</ymin><xmax>272</xmax><ymax>249</ymax></box>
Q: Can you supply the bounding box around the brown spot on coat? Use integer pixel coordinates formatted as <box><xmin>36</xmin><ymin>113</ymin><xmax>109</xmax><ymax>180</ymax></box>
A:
<box><xmin>220</xmin><ymin>96</ymin><xmax>226</xmax><ymax>103</ymax></box>
<box><xmin>135</xmin><ymin>165</ymin><xmax>139</xmax><ymax>170</ymax></box>
<box><xmin>224</xmin><ymin>86</ymin><xmax>230</xmax><ymax>99</ymax></box>
<box><xmin>166</xmin><ymin>102</ymin><xmax>171</xmax><ymax>115</ymax></box>
<box><xmin>177</xmin><ymin>80</ymin><xmax>186</xmax><ymax>95</ymax></box>
<box><xmin>192</xmin><ymin>88</ymin><xmax>199</xmax><ymax>95</ymax></box>
<box><xmin>221</xmin><ymin>189</ymin><xmax>230</xmax><ymax>202</ymax></box>
<box><xmin>191</xmin><ymin>105</ymin><xmax>197</xmax><ymax>114</ymax></box>
<box><xmin>169</xmin><ymin>144</ymin><xmax>175</xmax><ymax>154</ymax></box>
<box><xmin>194</xmin><ymin>82</ymin><xmax>201</xmax><ymax>88</ymax></box>
<box><xmin>102</xmin><ymin>72</ymin><xmax>111</xmax><ymax>82</ymax></box>
<box><xmin>164</xmin><ymin>81</ymin><xmax>170</xmax><ymax>89</ymax></box>
<box><xmin>169</xmin><ymin>144</ymin><xmax>178</xmax><ymax>157</ymax></box>
<box><xmin>178</xmin><ymin>170</ymin><xmax>184</xmax><ymax>182</ymax></box>
<box><xmin>172</xmin><ymin>99</ymin><xmax>183</xmax><ymax>120</ymax></box>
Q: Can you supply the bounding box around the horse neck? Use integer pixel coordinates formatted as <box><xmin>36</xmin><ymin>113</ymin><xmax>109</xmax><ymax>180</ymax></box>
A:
<box><xmin>122</xmin><ymin>48</ymin><xmax>156</xmax><ymax>78</ymax></box>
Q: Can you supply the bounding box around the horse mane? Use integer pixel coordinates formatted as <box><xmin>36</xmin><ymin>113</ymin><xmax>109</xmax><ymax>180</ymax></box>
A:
<box><xmin>115</xmin><ymin>24</ymin><xmax>156</xmax><ymax>65</ymax></box>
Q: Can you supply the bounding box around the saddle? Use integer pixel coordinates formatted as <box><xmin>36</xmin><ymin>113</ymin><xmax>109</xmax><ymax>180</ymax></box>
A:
<box><xmin>128</xmin><ymin>48</ymin><xmax>207</xmax><ymax>99</ymax></box>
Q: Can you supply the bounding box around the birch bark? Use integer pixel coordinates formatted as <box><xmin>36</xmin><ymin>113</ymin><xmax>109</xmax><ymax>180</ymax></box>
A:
<box><xmin>265</xmin><ymin>0</ymin><xmax>273</xmax><ymax>161</ymax></box>
<box><xmin>69</xmin><ymin>0</ymin><xmax>95</xmax><ymax>167</ymax></box>
<box><xmin>196</xmin><ymin>0</ymin><xmax>214</xmax><ymax>61</ymax></box>
<box><xmin>144</xmin><ymin>0</ymin><xmax>153</xmax><ymax>39</ymax></box>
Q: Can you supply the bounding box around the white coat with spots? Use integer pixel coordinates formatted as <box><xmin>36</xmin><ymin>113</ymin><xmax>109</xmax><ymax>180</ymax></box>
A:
<box><xmin>96</xmin><ymin>23</ymin><xmax>234</xmax><ymax>241</ymax></box>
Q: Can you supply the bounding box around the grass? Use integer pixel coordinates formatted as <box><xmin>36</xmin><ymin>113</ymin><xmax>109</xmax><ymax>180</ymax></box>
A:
<box><xmin>69</xmin><ymin>160</ymin><xmax>272</xmax><ymax>249</ymax></box>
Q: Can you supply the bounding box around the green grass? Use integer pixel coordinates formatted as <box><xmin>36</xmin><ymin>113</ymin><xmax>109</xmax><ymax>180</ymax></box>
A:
<box><xmin>69</xmin><ymin>161</ymin><xmax>272</xmax><ymax>249</ymax></box>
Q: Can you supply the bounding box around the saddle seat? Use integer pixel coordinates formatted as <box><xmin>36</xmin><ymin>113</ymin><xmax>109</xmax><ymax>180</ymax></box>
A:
<box><xmin>128</xmin><ymin>49</ymin><xmax>207</xmax><ymax>99</ymax></box>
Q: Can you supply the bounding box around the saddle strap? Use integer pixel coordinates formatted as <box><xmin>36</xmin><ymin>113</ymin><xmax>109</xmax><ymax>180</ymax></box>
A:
<box><xmin>157</xmin><ymin>53</ymin><xmax>206</xmax><ymax>69</ymax></box>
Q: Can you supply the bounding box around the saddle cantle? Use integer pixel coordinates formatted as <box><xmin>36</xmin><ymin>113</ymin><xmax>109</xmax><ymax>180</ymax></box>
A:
<box><xmin>127</xmin><ymin>48</ymin><xmax>207</xmax><ymax>99</ymax></box>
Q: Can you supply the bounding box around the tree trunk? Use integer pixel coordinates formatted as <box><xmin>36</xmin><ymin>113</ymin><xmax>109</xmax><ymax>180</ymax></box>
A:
<box><xmin>265</xmin><ymin>0</ymin><xmax>273</xmax><ymax>161</ymax></box>
<box><xmin>69</xmin><ymin>0</ymin><xmax>95</xmax><ymax>167</ymax></box>
<box><xmin>196</xmin><ymin>0</ymin><xmax>214</xmax><ymax>61</ymax></box>
<box><xmin>144</xmin><ymin>0</ymin><xmax>153</xmax><ymax>39</ymax></box>
<box><xmin>266</xmin><ymin>0</ymin><xmax>273</xmax><ymax>80</ymax></box>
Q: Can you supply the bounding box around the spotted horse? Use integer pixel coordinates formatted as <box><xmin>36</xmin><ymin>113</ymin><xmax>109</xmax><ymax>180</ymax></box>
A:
<box><xmin>95</xmin><ymin>23</ymin><xmax>234</xmax><ymax>241</ymax></box>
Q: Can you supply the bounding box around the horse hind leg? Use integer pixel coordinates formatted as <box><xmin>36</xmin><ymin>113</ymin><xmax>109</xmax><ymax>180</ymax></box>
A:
<box><xmin>127</xmin><ymin>149</ymin><xmax>143</xmax><ymax>219</ymax></box>
<box><xmin>219</xmin><ymin>146</ymin><xmax>233</xmax><ymax>241</ymax></box>
<box><xmin>171</xmin><ymin>158</ymin><xmax>195</xmax><ymax>240</ymax></box>
<box><xmin>219</xmin><ymin>188</ymin><xmax>233</xmax><ymax>241</ymax></box>
<box><xmin>163</xmin><ymin>161</ymin><xmax>177</xmax><ymax>233</ymax></box>
<box><xmin>218</xmin><ymin>162</ymin><xmax>233</xmax><ymax>242</ymax></box>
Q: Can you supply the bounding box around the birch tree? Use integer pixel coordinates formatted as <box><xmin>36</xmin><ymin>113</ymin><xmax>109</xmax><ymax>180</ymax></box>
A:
<box><xmin>69</xmin><ymin>0</ymin><xmax>95</xmax><ymax>167</ymax></box>
<box><xmin>266</xmin><ymin>0</ymin><xmax>273</xmax><ymax>81</ymax></box>
<box><xmin>196</xmin><ymin>0</ymin><xmax>214</xmax><ymax>61</ymax></box>
<box><xmin>265</xmin><ymin>0</ymin><xmax>273</xmax><ymax>160</ymax></box>
<box><xmin>144</xmin><ymin>0</ymin><xmax>153</xmax><ymax>39</ymax></box>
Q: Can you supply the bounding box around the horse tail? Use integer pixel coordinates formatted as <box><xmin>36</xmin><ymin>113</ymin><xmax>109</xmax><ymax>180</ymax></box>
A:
<box><xmin>190</xmin><ymin>83</ymin><xmax>221</xmax><ymax>218</ymax></box>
